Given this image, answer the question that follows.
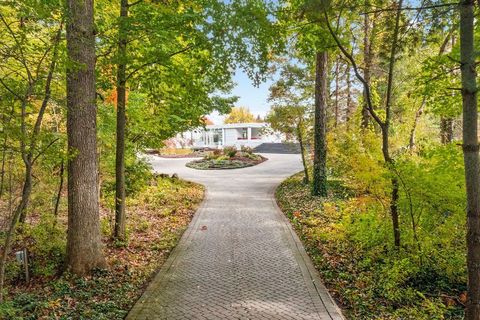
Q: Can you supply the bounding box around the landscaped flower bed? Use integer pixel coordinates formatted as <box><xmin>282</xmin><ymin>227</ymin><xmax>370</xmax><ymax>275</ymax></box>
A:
<box><xmin>186</xmin><ymin>147</ymin><xmax>267</xmax><ymax>170</ymax></box>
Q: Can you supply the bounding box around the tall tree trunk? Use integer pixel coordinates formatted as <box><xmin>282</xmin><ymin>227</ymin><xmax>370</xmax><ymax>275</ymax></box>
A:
<box><xmin>297</xmin><ymin>121</ymin><xmax>309</xmax><ymax>184</ymax></box>
<box><xmin>66</xmin><ymin>0</ymin><xmax>105</xmax><ymax>275</ymax></box>
<box><xmin>312</xmin><ymin>51</ymin><xmax>328</xmax><ymax>197</ymax></box>
<box><xmin>334</xmin><ymin>59</ymin><xmax>340</xmax><ymax>127</ymax></box>
<box><xmin>345</xmin><ymin>64</ymin><xmax>353</xmax><ymax>122</ymax></box>
<box><xmin>0</xmin><ymin>136</ymin><xmax>7</xmax><ymax>198</ymax></box>
<box><xmin>114</xmin><ymin>0</ymin><xmax>128</xmax><ymax>241</ymax></box>
<box><xmin>383</xmin><ymin>0</ymin><xmax>403</xmax><ymax>248</ymax></box>
<box><xmin>459</xmin><ymin>1</ymin><xmax>480</xmax><ymax>319</ymax></box>
<box><xmin>361</xmin><ymin>0</ymin><xmax>372</xmax><ymax>128</ymax></box>
<box><xmin>440</xmin><ymin>117</ymin><xmax>454</xmax><ymax>143</ymax></box>
<box><xmin>54</xmin><ymin>160</ymin><xmax>65</xmax><ymax>218</ymax></box>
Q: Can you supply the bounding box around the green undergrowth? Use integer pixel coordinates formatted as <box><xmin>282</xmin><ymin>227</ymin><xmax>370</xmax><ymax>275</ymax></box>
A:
<box><xmin>0</xmin><ymin>176</ymin><xmax>204</xmax><ymax>319</ymax></box>
<box><xmin>276</xmin><ymin>171</ymin><xmax>466</xmax><ymax>320</ymax></box>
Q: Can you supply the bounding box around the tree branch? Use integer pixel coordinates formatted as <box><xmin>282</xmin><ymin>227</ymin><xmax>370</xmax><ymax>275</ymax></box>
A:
<box><xmin>323</xmin><ymin>10</ymin><xmax>385</xmax><ymax>127</ymax></box>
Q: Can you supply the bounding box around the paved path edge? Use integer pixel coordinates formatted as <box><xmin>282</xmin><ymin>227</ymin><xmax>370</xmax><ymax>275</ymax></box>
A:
<box><xmin>126</xmin><ymin>177</ymin><xmax>345</xmax><ymax>320</ymax></box>
<box><xmin>126</xmin><ymin>190</ymin><xmax>211</xmax><ymax>319</ymax></box>
<box><xmin>270</xmin><ymin>183</ymin><xmax>345</xmax><ymax>319</ymax></box>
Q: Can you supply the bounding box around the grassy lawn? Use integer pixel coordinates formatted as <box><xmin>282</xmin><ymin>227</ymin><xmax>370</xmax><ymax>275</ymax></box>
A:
<box><xmin>276</xmin><ymin>173</ymin><xmax>465</xmax><ymax>320</ymax></box>
<box><xmin>1</xmin><ymin>176</ymin><xmax>204</xmax><ymax>319</ymax></box>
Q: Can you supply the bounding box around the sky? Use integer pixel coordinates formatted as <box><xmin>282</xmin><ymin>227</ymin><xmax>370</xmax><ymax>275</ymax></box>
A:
<box><xmin>208</xmin><ymin>69</ymin><xmax>276</xmax><ymax>124</ymax></box>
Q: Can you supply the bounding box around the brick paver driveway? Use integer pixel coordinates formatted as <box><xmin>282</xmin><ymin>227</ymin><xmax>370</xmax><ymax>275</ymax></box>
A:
<box><xmin>127</xmin><ymin>154</ymin><xmax>344</xmax><ymax>320</ymax></box>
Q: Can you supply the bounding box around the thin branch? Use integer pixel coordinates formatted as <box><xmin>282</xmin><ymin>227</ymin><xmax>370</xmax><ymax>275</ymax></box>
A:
<box><xmin>323</xmin><ymin>10</ymin><xmax>385</xmax><ymax>127</ymax></box>
<box><xmin>362</xmin><ymin>2</ymin><xmax>458</xmax><ymax>15</ymax></box>
<box><xmin>32</xmin><ymin>138</ymin><xmax>59</xmax><ymax>164</ymax></box>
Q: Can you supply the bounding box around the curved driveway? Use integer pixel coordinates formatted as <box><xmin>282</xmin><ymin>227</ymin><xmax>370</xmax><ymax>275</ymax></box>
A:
<box><xmin>127</xmin><ymin>154</ymin><xmax>344</xmax><ymax>320</ymax></box>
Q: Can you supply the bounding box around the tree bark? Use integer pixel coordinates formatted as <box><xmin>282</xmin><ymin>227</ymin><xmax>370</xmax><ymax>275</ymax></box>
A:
<box><xmin>312</xmin><ymin>51</ymin><xmax>328</xmax><ymax>197</ymax></box>
<box><xmin>361</xmin><ymin>0</ymin><xmax>372</xmax><ymax>128</ymax></box>
<box><xmin>382</xmin><ymin>0</ymin><xmax>404</xmax><ymax>248</ymax></box>
<box><xmin>54</xmin><ymin>160</ymin><xmax>65</xmax><ymax>218</ymax></box>
<box><xmin>459</xmin><ymin>1</ymin><xmax>480</xmax><ymax>319</ymax></box>
<box><xmin>440</xmin><ymin>117</ymin><xmax>454</xmax><ymax>143</ymax></box>
<box><xmin>297</xmin><ymin>120</ymin><xmax>309</xmax><ymax>184</ymax></box>
<box><xmin>66</xmin><ymin>0</ymin><xmax>105</xmax><ymax>275</ymax></box>
<box><xmin>114</xmin><ymin>0</ymin><xmax>128</xmax><ymax>241</ymax></box>
<box><xmin>408</xmin><ymin>97</ymin><xmax>426</xmax><ymax>150</ymax></box>
<box><xmin>345</xmin><ymin>64</ymin><xmax>354</xmax><ymax>123</ymax></box>
<box><xmin>334</xmin><ymin>59</ymin><xmax>340</xmax><ymax>127</ymax></box>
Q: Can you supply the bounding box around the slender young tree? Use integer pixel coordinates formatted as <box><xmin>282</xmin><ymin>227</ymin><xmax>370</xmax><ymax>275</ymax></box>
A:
<box><xmin>312</xmin><ymin>51</ymin><xmax>328</xmax><ymax>197</ymax></box>
<box><xmin>114</xmin><ymin>0</ymin><xmax>128</xmax><ymax>241</ymax></box>
<box><xmin>459</xmin><ymin>1</ymin><xmax>480</xmax><ymax>318</ymax></box>
<box><xmin>325</xmin><ymin>0</ymin><xmax>404</xmax><ymax>246</ymax></box>
<box><xmin>65</xmin><ymin>0</ymin><xmax>105</xmax><ymax>275</ymax></box>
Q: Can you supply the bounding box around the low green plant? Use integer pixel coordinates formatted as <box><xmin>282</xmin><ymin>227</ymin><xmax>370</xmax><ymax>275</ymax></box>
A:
<box><xmin>240</xmin><ymin>146</ymin><xmax>254</xmax><ymax>154</ymax></box>
<box><xmin>223</xmin><ymin>146</ymin><xmax>237</xmax><ymax>158</ymax></box>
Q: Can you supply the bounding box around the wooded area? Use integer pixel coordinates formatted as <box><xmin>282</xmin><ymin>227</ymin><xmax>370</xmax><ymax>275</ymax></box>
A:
<box><xmin>0</xmin><ymin>0</ymin><xmax>479</xmax><ymax>319</ymax></box>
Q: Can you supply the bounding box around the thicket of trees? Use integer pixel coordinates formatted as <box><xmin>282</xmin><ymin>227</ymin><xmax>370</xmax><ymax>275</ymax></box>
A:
<box><xmin>0</xmin><ymin>0</ymin><xmax>282</xmax><ymax>304</ymax></box>
<box><xmin>0</xmin><ymin>0</ymin><xmax>479</xmax><ymax>318</ymax></box>
<box><xmin>265</xmin><ymin>0</ymin><xmax>479</xmax><ymax>317</ymax></box>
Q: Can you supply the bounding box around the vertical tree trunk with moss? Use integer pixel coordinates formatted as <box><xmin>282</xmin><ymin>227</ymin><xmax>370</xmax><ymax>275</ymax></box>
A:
<box><xmin>114</xmin><ymin>0</ymin><xmax>128</xmax><ymax>241</ymax></box>
<box><xmin>312</xmin><ymin>51</ymin><xmax>328</xmax><ymax>197</ymax></box>
<box><xmin>66</xmin><ymin>0</ymin><xmax>105</xmax><ymax>275</ymax></box>
<box><xmin>459</xmin><ymin>1</ymin><xmax>480</xmax><ymax>319</ymax></box>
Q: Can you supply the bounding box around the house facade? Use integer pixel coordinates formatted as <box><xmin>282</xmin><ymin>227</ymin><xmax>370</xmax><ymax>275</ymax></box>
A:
<box><xmin>173</xmin><ymin>123</ymin><xmax>282</xmax><ymax>149</ymax></box>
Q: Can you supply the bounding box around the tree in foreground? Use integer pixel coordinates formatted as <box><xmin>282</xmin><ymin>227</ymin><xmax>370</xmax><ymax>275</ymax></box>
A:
<box><xmin>65</xmin><ymin>0</ymin><xmax>105</xmax><ymax>274</ymax></box>
<box><xmin>459</xmin><ymin>1</ymin><xmax>479</xmax><ymax>318</ymax></box>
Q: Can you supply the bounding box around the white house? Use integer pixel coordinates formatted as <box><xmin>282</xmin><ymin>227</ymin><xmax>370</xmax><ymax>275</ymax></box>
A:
<box><xmin>172</xmin><ymin>123</ymin><xmax>282</xmax><ymax>150</ymax></box>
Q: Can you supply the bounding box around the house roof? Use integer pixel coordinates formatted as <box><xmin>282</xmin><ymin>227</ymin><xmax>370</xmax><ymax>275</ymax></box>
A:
<box><xmin>206</xmin><ymin>122</ymin><xmax>267</xmax><ymax>130</ymax></box>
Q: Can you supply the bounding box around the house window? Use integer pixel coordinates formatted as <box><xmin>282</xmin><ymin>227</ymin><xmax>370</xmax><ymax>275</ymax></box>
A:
<box><xmin>242</xmin><ymin>128</ymin><xmax>247</xmax><ymax>139</ymax></box>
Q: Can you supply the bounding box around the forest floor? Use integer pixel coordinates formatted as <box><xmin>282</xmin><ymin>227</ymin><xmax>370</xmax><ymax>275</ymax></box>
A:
<box><xmin>0</xmin><ymin>176</ymin><xmax>204</xmax><ymax>319</ymax></box>
<box><xmin>276</xmin><ymin>173</ymin><xmax>465</xmax><ymax>320</ymax></box>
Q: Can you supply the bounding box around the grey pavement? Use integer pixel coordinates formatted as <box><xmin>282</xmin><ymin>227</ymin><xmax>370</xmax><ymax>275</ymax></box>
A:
<box><xmin>127</xmin><ymin>154</ymin><xmax>344</xmax><ymax>320</ymax></box>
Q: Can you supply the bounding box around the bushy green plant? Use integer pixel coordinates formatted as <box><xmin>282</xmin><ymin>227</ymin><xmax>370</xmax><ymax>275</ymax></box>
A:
<box><xmin>223</xmin><ymin>146</ymin><xmax>237</xmax><ymax>158</ymax></box>
<box><xmin>22</xmin><ymin>213</ymin><xmax>66</xmax><ymax>277</ymax></box>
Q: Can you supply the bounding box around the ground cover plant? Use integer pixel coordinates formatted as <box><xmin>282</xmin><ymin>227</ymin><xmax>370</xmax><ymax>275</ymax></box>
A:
<box><xmin>276</xmin><ymin>134</ymin><xmax>467</xmax><ymax>319</ymax></box>
<box><xmin>186</xmin><ymin>146</ymin><xmax>267</xmax><ymax>170</ymax></box>
<box><xmin>0</xmin><ymin>173</ymin><xmax>204</xmax><ymax>319</ymax></box>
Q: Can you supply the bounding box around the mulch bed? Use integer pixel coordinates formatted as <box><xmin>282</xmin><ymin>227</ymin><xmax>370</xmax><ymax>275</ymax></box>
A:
<box><xmin>186</xmin><ymin>155</ymin><xmax>267</xmax><ymax>170</ymax></box>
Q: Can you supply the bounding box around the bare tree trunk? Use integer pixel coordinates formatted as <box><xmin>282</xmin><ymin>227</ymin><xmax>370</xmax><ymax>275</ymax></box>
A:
<box><xmin>66</xmin><ymin>0</ymin><xmax>105</xmax><ymax>275</ymax></box>
<box><xmin>297</xmin><ymin>121</ymin><xmax>309</xmax><ymax>184</ymax></box>
<box><xmin>383</xmin><ymin>0</ymin><xmax>404</xmax><ymax>248</ymax></box>
<box><xmin>361</xmin><ymin>0</ymin><xmax>372</xmax><ymax>128</ymax></box>
<box><xmin>312</xmin><ymin>51</ymin><xmax>328</xmax><ymax>197</ymax></box>
<box><xmin>334</xmin><ymin>59</ymin><xmax>340</xmax><ymax>127</ymax></box>
<box><xmin>114</xmin><ymin>0</ymin><xmax>128</xmax><ymax>241</ymax></box>
<box><xmin>459</xmin><ymin>1</ymin><xmax>480</xmax><ymax>319</ymax></box>
<box><xmin>408</xmin><ymin>97</ymin><xmax>426</xmax><ymax>150</ymax></box>
<box><xmin>0</xmin><ymin>136</ymin><xmax>7</xmax><ymax>198</ymax></box>
<box><xmin>345</xmin><ymin>64</ymin><xmax>353</xmax><ymax>122</ymax></box>
<box><xmin>440</xmin><ymin>117</ymin><xmax>454</xmax><ymax>143</ymax></box>
<box><xmin>54</xmin><ymin>160</ymin><xmax>65</xmax><ymax>218</ymax></box>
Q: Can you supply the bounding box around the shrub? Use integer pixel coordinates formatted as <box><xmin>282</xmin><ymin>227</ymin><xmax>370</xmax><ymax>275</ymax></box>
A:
<box><xmin>205</xmin><ymin>149</ymin><xmax>221</xmax><ymax>160</ymax></box>
<box><xmin>223</xmin><ymin>146</ymin><xmax>237</xmax><ymax>158</ymax></box>
<box><xmin>241</xmin><ymin>146</ymin><xmax>254</xmax><ymax>154</ymax></box>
